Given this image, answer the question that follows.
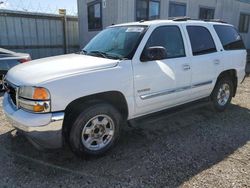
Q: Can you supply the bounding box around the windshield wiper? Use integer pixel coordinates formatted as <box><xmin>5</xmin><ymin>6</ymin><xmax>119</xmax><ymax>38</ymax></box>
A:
<box><xmin>106</xmin><ymin>54</ymin><xmax>126</xmax><ymax>60</ymax></box>
<box><xmin>75</xmin><ymin>50</ymin><xmax>86</xmax><ymax>55</ymax></box>
<box><xmin>84</xmin><ymin>50</ymin><xmax>126</xmax><ymax>60</ymax></box>
<box><xmin>87</xmin><ymin>51</ymin><xmax>109</xmax><ymax>59</ymax></box>
<box><xmin>81</xmin><ymin>50</ymin><xmax>87</xmax><ymax>54</ymax></box>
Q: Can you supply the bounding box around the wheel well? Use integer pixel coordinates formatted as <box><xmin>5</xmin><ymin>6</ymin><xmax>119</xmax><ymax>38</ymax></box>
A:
<box><xmin>62</xmin><ymin>91</ymin><xmax>129</xmax><ymax>143</ymax></box>
<box><xmin>217</xmin><ymin>69</ymin><xmax>238</xmax><ymax>96</ymax></box>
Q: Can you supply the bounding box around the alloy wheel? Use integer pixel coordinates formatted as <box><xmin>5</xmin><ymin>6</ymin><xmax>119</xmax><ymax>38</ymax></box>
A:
<box><xmin>217</xmin><ymin>83</ymin><xmax>230</xmax><ymax>106</ymax></box>
<box><xmin>81</xmin><ymin>114</ymin><xmax>115</xmax><ymax>151</ymax></box>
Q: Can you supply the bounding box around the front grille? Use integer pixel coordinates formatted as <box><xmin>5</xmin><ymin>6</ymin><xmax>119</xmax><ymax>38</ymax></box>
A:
<box><xmin>9</xmin><ymin>86</ymin><xmax>17</xmax><ymax>106</ymax></box>
<box><xmin>6</xmin><ymin>82</ymin><xmax>17</xmax><ymax>107</ymax></box>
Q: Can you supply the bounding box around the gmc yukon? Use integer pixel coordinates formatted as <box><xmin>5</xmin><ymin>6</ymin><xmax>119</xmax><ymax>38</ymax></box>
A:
<box><xmin>3</xmin><ymin>19</ymin><xmax>247</xmax><ymax>156</ymax></box>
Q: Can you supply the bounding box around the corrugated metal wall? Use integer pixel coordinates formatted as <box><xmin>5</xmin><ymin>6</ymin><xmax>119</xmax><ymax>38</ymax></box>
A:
<box><xmin>0</xmin><ymin>10</ymin><xmax>79</xmax><ymax>59</ymax></box>
<box><xmin>78</xmin><ymin>0</ymin><xmax>250</xmax><ymax>49</ymax></box>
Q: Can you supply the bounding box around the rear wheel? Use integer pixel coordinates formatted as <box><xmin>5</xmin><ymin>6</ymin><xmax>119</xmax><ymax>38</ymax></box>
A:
<box><xmin>69</xmin><ymin>102</ymin><xmax>122</xmax><ymax>157</ymax></box>
<box><xmin>211</xmin><ymin>76</ymin><xmax>234</xmax><ymax>112</ymax></box>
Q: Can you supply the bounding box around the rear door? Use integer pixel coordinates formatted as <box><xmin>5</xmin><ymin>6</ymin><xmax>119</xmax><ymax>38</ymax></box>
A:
<box><xmin>185</xmin><ymin>25</ymin><xmax>219</xmax><ymax>99</ymax></box>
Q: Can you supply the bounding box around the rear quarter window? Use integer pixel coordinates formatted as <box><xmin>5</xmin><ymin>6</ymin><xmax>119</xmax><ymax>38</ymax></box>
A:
<box><xmin>214</xmin><ymin>25</ymin><xmax>246</xmax><ymax>50</ymax></box>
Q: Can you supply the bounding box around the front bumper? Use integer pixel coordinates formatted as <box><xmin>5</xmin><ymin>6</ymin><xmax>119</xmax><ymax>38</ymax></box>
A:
<box><xmin>3</xmin><ymin>93</ymin><xmax>64</xmax><ymax>149</ymax></box>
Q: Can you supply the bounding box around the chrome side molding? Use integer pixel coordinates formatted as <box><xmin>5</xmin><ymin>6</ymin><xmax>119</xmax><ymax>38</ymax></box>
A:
<box><xmin>140</xmin><ymin>80</ymin><xmax>213</xmax><ymax>100</ymax></box>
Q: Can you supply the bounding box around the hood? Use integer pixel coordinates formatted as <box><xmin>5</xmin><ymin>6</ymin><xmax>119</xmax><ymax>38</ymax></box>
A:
<box><xmin>0</xmin><ymin>48</ymin><xmax>30</xmax><ymax>60</ymax></box>
<box><xmin>6</xmin><ymin>54</ymin><xmax>119</xmax><ymax>86</ymax></box>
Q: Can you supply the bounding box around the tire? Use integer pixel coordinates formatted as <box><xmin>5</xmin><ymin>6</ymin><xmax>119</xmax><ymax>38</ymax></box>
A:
<box><xmin>69</xmin><ymin>102</ymin><xmax>122</xmax><ymax>157</ymax></box>
<box><xmin>211</xmin><ymin>76</ymin><xmax>234</xmax><ymax>112</ymax></box>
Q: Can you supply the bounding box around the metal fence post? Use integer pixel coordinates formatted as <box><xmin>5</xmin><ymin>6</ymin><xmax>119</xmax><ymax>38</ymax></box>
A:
<box><xmin>59</xmin><ymin>9</ymin><xmax>68</xmax><ymax>54</ymax></box>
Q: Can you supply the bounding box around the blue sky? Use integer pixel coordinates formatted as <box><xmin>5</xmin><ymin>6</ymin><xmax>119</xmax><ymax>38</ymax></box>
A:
<box><xmin>0</xmin><ymin>0</ymin><xmax>78</xmax><ymax>15</ymax></box>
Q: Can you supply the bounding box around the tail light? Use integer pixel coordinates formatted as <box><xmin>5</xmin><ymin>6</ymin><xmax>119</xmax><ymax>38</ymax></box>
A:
<box><xmin>19</xmin><ymin>57</ymin><xmax>31</xmax><ymax>63</ymax></box>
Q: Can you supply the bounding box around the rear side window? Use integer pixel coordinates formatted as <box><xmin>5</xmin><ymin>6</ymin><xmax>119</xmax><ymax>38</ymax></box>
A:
<box><xmin>187</xmin><ymin>26</ymin><xmax>217</xmax><ymax>56</ymax></box>
<box><xmin>145</xmin><ymin>26</ymin><xmax>186</xmax><ymax>59</ymax></box>
<box><xmin>214</xmin><ymin>25</ymin><xmax>246</xmax><ymax>50</ymax></box>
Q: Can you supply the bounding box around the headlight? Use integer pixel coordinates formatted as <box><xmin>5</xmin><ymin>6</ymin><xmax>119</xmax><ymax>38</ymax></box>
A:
<box><xmin>18</xmin><ymin>86</ymin><xmax>51</xmax><ymax>113</ymax></box>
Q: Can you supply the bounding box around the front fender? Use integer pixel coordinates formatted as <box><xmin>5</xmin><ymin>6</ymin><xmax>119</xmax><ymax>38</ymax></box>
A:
<box><xmin>39</xmin><ymin>60</ymin><xmax>135</xmax><ymax>119</ymax></box>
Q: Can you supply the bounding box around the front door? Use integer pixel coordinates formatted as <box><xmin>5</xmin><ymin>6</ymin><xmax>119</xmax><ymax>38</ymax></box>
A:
<box><xmin>132</xmin><ymin>25</ymin><xmax>192</xmax><ymax>116</ymax></box>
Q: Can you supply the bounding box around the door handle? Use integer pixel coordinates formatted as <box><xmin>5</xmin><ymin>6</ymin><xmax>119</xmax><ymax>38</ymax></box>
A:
<box><xmin>214</xmin><ymin>59</ymin><xmax>220</xmax><ymax>65</ymax></box>
<box><xmin>183</xmin><ymin>64</ymin><xmax>191</xmax><ymax>71</ymax></box>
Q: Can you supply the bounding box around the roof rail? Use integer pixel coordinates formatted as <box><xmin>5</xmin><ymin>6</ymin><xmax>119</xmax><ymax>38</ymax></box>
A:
<box><xmin>172</xmin><ymin>16</ymin><xmax>191</xmax><ymax>21</ymax></box>
<box><xmin>203</xmin><ymin>19</ymin><xmax>227</xmax><ymax>23</ymax></box>
<box><xmin>172</xmin><ymin>17</ymin><xmax>227</xmax><ymax>24</ymax></box>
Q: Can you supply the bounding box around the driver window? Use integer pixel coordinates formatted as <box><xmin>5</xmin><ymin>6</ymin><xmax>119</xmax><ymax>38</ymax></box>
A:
<box><xmin>145</xmin><ymin>26</ymin><xmax>186</xmax><ymax>59</ymax></box>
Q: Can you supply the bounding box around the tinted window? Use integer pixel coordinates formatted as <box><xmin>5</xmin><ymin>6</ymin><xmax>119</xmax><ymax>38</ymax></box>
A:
<box><xmin>136</xmin><ymin>0</ymin><xmax>160</xmax><ymax>21</ymax></box>
<box><xmin>145</xmin><ymin>26</ymin><xmax>185</xmax><ymax>59</ymax></box>
<box><xmin>199</xmin><ymin>7</ymin><xmax>215</xmax><ymax>20</ymax></box>
<box><xmin>214</xmin><ymin>25</ymin><xmax>245</xmax><ymax>50</ymax></box>
<box><xmin>88</xmin><ymin>1</ymin><xmax>102</xmax><ymax>31</ymax></box>
<box><xmin>169</xmin><ymin>2</ymin><xmax>186</xmax><ymax>17</ymax></box>
<box><xmin>187</xmin><ymin>26</ymin><xmax>217</xmax><ymax>56</ymax></box>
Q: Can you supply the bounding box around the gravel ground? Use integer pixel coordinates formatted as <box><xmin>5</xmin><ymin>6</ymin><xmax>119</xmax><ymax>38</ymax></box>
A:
<box><xmin>0</xmin><ymin>77</ymin><xmax>249</xmax><ymax>188</ymax></box>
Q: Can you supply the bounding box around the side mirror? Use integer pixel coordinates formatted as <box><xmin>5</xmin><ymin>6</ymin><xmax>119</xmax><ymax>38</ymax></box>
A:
<box><xmin>141</xmin><ymin>46</ymin><xmax>167</xmax><ymax>62</ymax></box>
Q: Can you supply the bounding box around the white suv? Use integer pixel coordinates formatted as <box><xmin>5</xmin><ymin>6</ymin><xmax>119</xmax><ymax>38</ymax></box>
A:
<box><xmin>3</xmin><ymin>19</ymin><xmax>247</xmax><ymax>156</ymax></box>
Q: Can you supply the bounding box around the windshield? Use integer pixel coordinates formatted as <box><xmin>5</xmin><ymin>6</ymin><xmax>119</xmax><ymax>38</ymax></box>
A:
<box><xmin>83</xmin><ymin>26</ymin><xmax>147</xmax><ymax>59</ymax></box>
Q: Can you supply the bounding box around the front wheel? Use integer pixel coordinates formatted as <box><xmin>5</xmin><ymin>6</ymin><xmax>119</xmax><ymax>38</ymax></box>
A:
<box><xmin>69</xmin><ymin>102</ymin><xmax>122</xmax><ymax>157</ymax></box>
<box><xmin>211</xmin><ymin>76</ymin><xmax>234</xmax><ymax>112</ymax></box>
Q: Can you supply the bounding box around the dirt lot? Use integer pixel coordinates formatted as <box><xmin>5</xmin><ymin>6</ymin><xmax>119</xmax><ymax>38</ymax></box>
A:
<box><xmin>0</xmin><ymin>78</ymin><xmax>249</xmax><ymax>188</ymax></box>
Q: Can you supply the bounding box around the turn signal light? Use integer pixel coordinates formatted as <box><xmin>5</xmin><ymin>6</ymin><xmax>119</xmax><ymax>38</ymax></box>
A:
<box><xmin>33</xmin><ymin>88</ymin><xmax>49</xmax><ymax>100</ymax></box>
<box><xmin>33</xmin><ymin>104</ymin><xmax>46</xmax><ymax>112</ymax></box>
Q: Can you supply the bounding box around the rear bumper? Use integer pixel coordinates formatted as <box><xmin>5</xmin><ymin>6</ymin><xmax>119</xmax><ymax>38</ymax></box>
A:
<box><xmin>3</xmin><ymin>93</ymin><xmax>64</xmax><ymax>149</ymax></box>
